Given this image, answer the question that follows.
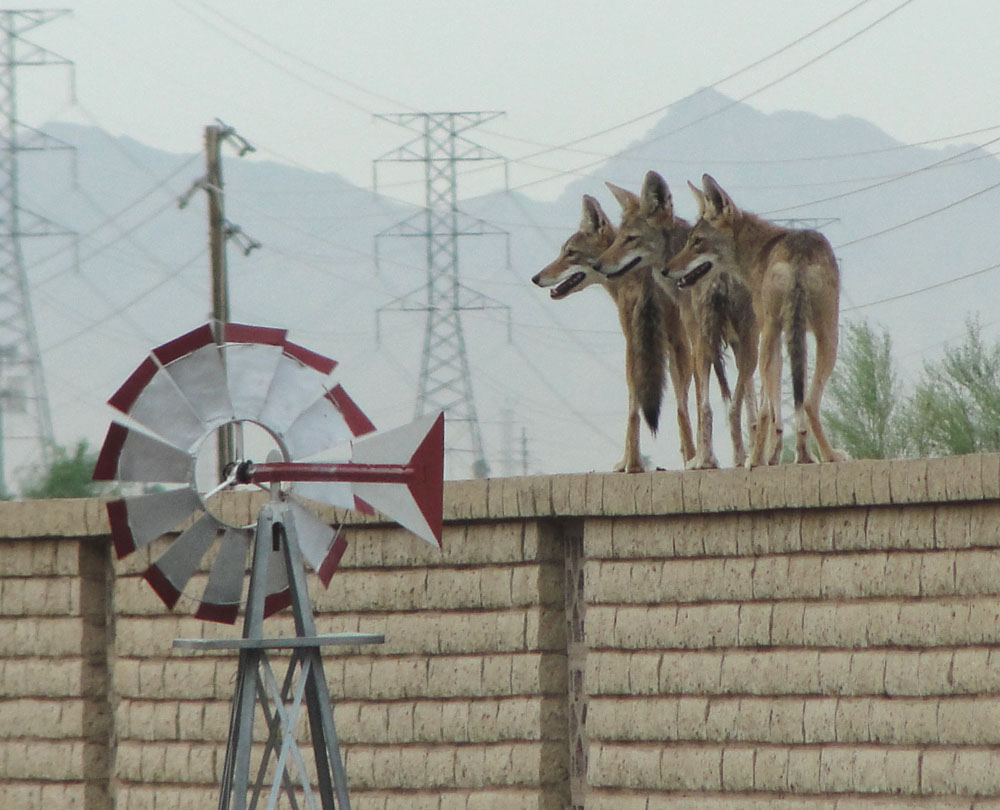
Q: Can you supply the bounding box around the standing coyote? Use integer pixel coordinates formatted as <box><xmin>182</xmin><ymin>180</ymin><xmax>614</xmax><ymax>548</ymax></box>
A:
<box><xmin>666</xmin><ymin>174</ymin><xmax>845</xmax><ymax>466</ymax></box>
<box><xmin>532</xmin><ymin>194</ymin><xmax>695</xmax><ymax>471</ymax></box>
<box><xmin>594</xmin><ymin>171</ymin><xmax>759</xmax><ymax>469</ymax></box>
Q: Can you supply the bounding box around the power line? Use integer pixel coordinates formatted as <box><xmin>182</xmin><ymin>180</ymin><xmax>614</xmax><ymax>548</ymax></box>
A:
<box><xmin>480</xmin><ymin>0</ymin><xmax>880</xmax><ymax>165</ymax></box>
<box><xmin>835</xmin><ymin>176</ymin><xmax>1000</xmax><ymax>250</ymax></box>
<box><xmin>762</xmin><ymin>131</ymin><xmax>1000</xmax><ymax>216</ymax></box>
<box><xmin>506</xmin><ymin>0</ymin><xmax>918</xmax><ymax>193</ymax></box>
<box><xmin>179</xmin><ymin>0</ymin><xmax>416</xmax><ymax>114</ymax></box>
<box><xmin>843</xmin><ymin>260</ymin><xmax>1000</xmax><ymax>314</ymax></box>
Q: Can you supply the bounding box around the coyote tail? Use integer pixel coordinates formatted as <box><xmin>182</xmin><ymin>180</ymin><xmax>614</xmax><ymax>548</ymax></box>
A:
<box><xmin>636</xmin><ymin>286</ymin><xmax>667</xmax><ymax>434</ymax></box>
<box><xmin>708</xmin><ymin>280</ymin><xmax>732</xmax><ymax>402</ymax></box>
<box><xmin>787</xmin><ymin>274</ymin><xmax>807</xmax><ymax>408</ymax></box>
<box><xmin>713</xmin><ymin>355</ymin><xmax>732</xmax><ymax>402</ymax></box>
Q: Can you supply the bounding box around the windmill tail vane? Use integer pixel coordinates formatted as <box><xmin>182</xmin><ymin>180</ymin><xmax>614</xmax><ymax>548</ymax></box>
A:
<box><xmin>94</xmin><ymin>321</ymin><xmax>445</xmax><ymax>624</ymax></box>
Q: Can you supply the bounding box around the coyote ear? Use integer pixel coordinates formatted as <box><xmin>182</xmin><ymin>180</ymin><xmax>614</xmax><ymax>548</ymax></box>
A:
<box><xmin>639</xmin><ymin>171</ymin><xmax>673</xmax><ymax>220</ymax></box>
<box><xmin>580</xmin><ymin>194</ymin><xmax>612</xmax><ymax>235</ymax></box>
<box><xmin>688</xmin><ymin>180</ymin><xmax>707</xmax><ymax>219</ymax></box>
<box><xmin>605</xmin><ymin>181</ymin><xmax>638</xmax><ymax>211</ymax></box>
<box><xmin>702</xmin><ymin>174</ymin><xmax>736</xmax><ymax>224</ymax></box>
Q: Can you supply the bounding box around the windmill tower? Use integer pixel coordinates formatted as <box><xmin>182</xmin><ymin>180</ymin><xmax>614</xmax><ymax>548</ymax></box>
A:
<box><xmin>373</xmin><ymin>112</ymin><xmax>510</xmax><ymax>479</ymax></box>
<box><xmin>0</xmin><ymin>9</ymin><xmax>74</xmax><ymax>492</ymax></box>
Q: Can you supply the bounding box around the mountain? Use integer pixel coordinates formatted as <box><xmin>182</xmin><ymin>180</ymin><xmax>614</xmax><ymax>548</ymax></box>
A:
<box><xmin>13</xmin><ymin>90</ymin><xmax>1000</xmax><ymax>482</ymax></box>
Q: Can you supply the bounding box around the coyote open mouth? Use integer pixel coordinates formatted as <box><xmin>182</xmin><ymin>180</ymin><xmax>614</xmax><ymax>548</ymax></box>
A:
<box><xmin>677</xmin><ymin>260</ymin><xmax>712</xmax><ymax>289</ymax></box>
<box><xmin>604</xmin><ymin>255</ymin><xmax>642</xmax><ymax>279</ymax></box>
<box><xmin>552</xmin><ymin>271</ymin><xmax>586</xmax><ymax>298</ymax></box>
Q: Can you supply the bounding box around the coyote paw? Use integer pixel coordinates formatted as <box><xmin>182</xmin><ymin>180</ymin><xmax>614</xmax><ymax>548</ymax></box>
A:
<box><xmin>613</xmin><ymin>457</ymin><xmax>645</xmax><ymax>473</ymax></box>
<box><xmin>685</xmin><ymin>454</ymin><xmax>719</xmax><ymax>471</ymax></box>
<box><xmin>826</xmin><ymin>448</ymin><xmax>850</xmax><ymax>462</ymax></box>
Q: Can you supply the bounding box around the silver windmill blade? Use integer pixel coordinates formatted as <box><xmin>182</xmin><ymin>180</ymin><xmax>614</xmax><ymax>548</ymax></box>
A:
<box><xmin>287</xmin><ymin>500</ymin><xmax>348</xmax><ymax>587</ymax></box>
<box><xmin>108</xmin><ymin>355</ymin><xmax>208</xmax><ymax>451</ymax></box>
<box><xmin>219</xmin><ymin>323</ymin><xmax>288</xmax><ymax>422</ymax></box>
<box><xmin>256</xmin><ymin>341</ymin><xmax>338</xmax><ymax>438</ymax></box>
<box><xmin>152</xmin><ymin>324</ymin><xmax>235</xmax><ymax>430</ymax></box>
<box><xmin>195</xmin><ymin>527</ymin><xmax>251</xmax><ymax>624</ymax></box>
<box><xmin>106</xmin><ymin>487</ymin><xmax>204</xmax><ymax>559</ymax></box>
<box><xmin>144</xmin><ymin>513</ymin><xmax>223</xmax><ymax>609</ymax></box>
<box><xmin>283</xmin><ymin>392</ymin><xmax>355</xmax><ymax>460</ymax></box>
<box><xmin>287</xmin><ymin>384</ymin><xmax>378</xmax><ymax>512</ymax></box>
<box><xmin>262</xmin><ymin>537</ymin><xmax>291</xmax><ymax>619</ymax></box>
<box><xmin>284</xmin><ymin>383</ymin><xmax>377</xmax><ymax>460</ymax></box>
<box><xmin>94</xmin><ymin>422</ymin><xmax>195</xmax><ymax>485</ymax></box>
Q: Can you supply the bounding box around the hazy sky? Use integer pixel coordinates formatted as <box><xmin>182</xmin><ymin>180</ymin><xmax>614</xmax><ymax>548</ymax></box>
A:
<box><xmin>18</xmin><ymin>0</ymin><xmax>999</xmax><ymax>202</ymax></box>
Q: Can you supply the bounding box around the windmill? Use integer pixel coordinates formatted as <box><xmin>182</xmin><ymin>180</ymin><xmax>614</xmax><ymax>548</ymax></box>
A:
<box><xmin>94</xmin><ymin>322</ymin><xmax>445</xmax><ymax>810</ymax></box>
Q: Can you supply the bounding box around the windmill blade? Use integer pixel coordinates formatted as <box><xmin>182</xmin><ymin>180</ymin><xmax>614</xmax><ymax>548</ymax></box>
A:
<box><xmin>287</xmin><ymin>500</ymin><xmax>348</xmax><ymax>587</ymax></box>
<box><xmin>108</xmin><ymin>356</ymin><xmax>208</xmax><ymax>451</ymax></box>
<box><xmin>106</xmin><ymin>487</ymin><xmax>204</xmax><ymax>559</ymax></box>
<box><xmin>290</xmin><ymin>480</ymin><xmax>362</xmax><ymax>516</ymax></box>
<box><xmin>351</xmin><ymin>412</ymin><xmax>444</xmax><ymax>547</ymax></box>
<box><xmin>262</xmin><ymin>539</ymin><xmax>291</xmax><ymax>619</ymax></box>
<box><xmin>283</xmin><ymin>392</ymin><xmax>356</xmax><ymax>461</ymax></box>
<box><xmin>153</xmin><ymin>324</ymin><xmax>235</xmax><ymax>430</ymax></box>
<box><xmin>144</xmin><ymin>513</ymin><xmax>222</xmax><ymax>609</ymax></box>
<box><xmin>220</xmin><ymin>323</ymin><xmax>288</xmax><ymax>422</ymax></box>
<box><xmin>281</xmin><ymin>381</ymin><xmax>375</xmax><ymax>461</ymax></box>
<box><xmin>256</xmin><ymin>342</ymin><xmax>337</xmax><ymax>437</ymax></box>
<box><xmin>94</xmin><ymin>422</ymin><xmax>195</xmax><ymax>485</ymax></box>
<box><xmin>195</xmin><ymin>528</ymin><xmax>251</xmax><ymax>624</ymax></box>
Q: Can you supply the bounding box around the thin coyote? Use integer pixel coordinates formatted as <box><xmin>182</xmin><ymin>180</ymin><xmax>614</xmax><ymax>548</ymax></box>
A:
<box><xmin>594</xmin><ymin>171</ymin><xmax>758</xmax><ymax>469</ymax></box>
<box><xmin>532</xmin><ymin>194</ymin><xmax>695</xmax><ymax>471</ymax></box>
<box><xmin>666</xmin><ymin>174</ymin><xmax>845</xmax><ymax>466</ymax></box>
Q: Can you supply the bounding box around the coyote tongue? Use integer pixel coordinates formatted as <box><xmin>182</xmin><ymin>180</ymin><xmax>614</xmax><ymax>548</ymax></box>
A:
<box><xmin>677</xmin><ymin>261</ymin><xmax>712</xmax><ymax>289</ymax></box>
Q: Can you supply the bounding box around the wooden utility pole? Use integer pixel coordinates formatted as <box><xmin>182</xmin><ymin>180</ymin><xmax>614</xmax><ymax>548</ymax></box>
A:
<box><xmin>205</xmin><ymin>124</ymin><xmax>233</xmax><ymax>476</ymax></box>
<box><xmin>206</xmin><ymin>125</ymin><xmax>229</xmax><ymax>331</ymax></box>
<box><xmin>181</xmin><ymin>121</ymin><xmax>257</xmax><ymax>479</ymax></box>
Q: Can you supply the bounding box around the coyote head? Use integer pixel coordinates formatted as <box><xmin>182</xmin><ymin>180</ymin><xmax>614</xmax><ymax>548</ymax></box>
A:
<box><xmin>532</xmin><ymin>195</ymin><xmax>615</xmax><ymax>299</ymax></box>
<box><xmin>593</xmin><ymin>171</ymin><xmax>678</xmax><ymax>280</ymax></box>
<box><xmin>665</xmin><ymin>174</ymin><xmax>740</xmax><ymax>289</ymax></box>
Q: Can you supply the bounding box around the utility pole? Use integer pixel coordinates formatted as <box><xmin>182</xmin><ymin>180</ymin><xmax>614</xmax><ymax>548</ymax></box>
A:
<box><xmin>0</xmin><ymin>9</ymin><xmax>74</xmax><ymax>494</ymax></box>
<box><xmin>205</xmin><ymin>125</ymin><xmax>229</xmax><ymax>329</ymax></box>
<box><xmin>180</xmin><ymin>120</ymin><xmax>258</xmax><ymax>478</ymax></box>
<box><xmin>373</xmin><ymin>111</ymin><xmax>510</xmax><ymax>479</ymax></box>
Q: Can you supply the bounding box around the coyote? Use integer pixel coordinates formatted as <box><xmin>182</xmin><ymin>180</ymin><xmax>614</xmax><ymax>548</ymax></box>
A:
<box><xmin>532</xmin><ymin>194</ymin><xmax>695</xmax><ymax>471</ymax></box>
<box><xmin>666</xmin><ymin>174</ymin><xmax>845</xmax><ymax>466</ymax></box>
<box><xmin>594</xmin><ymin>171</ymin><xmax>759</xmax><ymax>469</ymax></box>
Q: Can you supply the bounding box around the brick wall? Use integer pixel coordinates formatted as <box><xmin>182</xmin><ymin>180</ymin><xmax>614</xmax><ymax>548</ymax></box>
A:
<box><xmin>2</xmin><ymin>456</ymin><xmax>1000</xmax><ymax>809</ymax></box>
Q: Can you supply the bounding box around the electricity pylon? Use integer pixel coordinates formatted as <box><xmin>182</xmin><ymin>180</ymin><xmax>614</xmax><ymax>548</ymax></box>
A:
<box><xmin>373</xmin><ymin>112</ymin><xmax>510</xmax><ymax>479</ymax></box>
<box><xmin>0</xmin><ymin>9</ymin><xmax>74</xmax><ymax>494</ymax></box>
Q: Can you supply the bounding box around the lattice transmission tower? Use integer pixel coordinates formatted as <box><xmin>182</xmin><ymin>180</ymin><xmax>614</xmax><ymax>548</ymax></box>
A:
<box><xmin>373</xmin><ymin>112</ymin><xmax>510</xmax><ymax>479</ymax></box>
<box><xmin>0</xmin><ymin>9</ymin><xmax>74</xmax><ymax>494</ymax></box>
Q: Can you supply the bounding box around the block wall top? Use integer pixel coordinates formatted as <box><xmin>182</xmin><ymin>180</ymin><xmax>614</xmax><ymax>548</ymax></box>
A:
<box><xmin>0</xmin><ymin>454</ymin><xmax>995</xmax><ymax>541</ymax></box>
